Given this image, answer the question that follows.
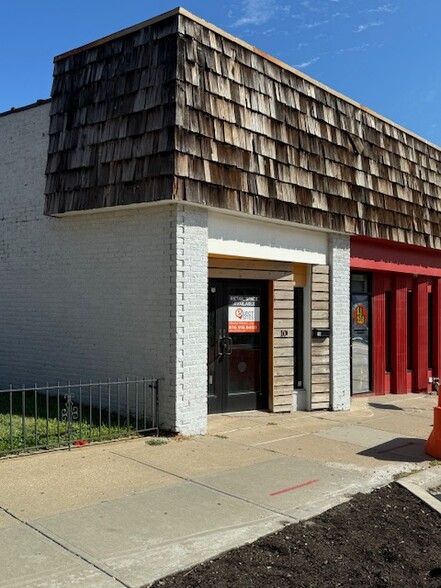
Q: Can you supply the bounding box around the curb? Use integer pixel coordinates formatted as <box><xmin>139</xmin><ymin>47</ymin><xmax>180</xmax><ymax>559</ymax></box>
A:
<box><xmin>397</xmin><ymin>465</ymin><xmax>441</xmax><ymax>515</ymax></box>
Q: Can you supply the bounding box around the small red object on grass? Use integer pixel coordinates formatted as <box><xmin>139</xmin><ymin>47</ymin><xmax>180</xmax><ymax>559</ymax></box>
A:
<box><xmin>73</xmin><ymin>440</ymin><xmax>88</xmax><ymax>446</ymax></box>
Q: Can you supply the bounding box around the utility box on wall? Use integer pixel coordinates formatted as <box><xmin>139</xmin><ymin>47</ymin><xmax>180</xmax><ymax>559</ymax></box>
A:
<box><xmin>312</xmin><ymin>328</ymin><xmax>330</xmax><ymax>339</ymax></box>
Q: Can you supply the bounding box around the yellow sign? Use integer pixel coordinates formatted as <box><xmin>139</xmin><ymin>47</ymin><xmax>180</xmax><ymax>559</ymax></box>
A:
<box><xmin>353</xmin><ymin>304</ymin><xmax>368</xmax><ymax>326</ymax></box>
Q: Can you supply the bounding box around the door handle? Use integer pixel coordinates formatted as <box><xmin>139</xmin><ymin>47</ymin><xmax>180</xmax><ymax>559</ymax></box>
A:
<box><xmin>217</xmin><ymin>333</ymin><xmax>233</xmax><ymax>357</ymax></box>
<box><xmin>217</xmin><ymin>329</ymin><xmax>225</xmax><ymax>357</ymax></box>
<box><xmin>223</xmin><ymin>336</ymin><xmax>233</xmax><ymax>356</ymax></box>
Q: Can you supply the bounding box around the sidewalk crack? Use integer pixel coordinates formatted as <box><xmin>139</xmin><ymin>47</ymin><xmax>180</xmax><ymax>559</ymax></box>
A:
<box><xmin>110</xmin><ymin>450</ymin><xmax>299</xmax><ymax>523</ymax></box>
<box><xmin>0</xmin><ymin>504</ymin><xmax>131</xmax><ymax>588</ymax></box>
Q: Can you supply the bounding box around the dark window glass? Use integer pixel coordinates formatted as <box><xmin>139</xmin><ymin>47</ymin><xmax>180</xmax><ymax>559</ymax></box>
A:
<box><xmin>294</xmin><ymin>288</ymin><xmax>304</xmax><ymax>388</ymax></box>
<box><xmin>351</xmin><ymin>273</ymin><xmax>369</xmax><ymax>294</ymax></box>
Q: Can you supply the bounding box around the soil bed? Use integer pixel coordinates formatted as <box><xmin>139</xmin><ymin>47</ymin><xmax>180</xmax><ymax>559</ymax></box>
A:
<box><xmin>151</xmin><ymin>483</ymin><xmax>441</xmax><ymax>588</ymax></box>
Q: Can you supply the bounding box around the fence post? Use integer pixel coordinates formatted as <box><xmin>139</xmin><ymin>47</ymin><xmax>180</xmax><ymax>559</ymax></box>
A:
<box><xmin>9</xmin><ymin>385</ymin><xmax>13</xmax><ymax>452</ymax></box>
<box><xmin>155</xmin><ymin>380</ymin><xmax>159</xmax><ymax>436</ymax></box>
<box><xmin>22</xmin><ymin>385</ymin><xmax>26</xmax><ymax>451</ymax></box>
<box><xmin>61</xmin><ymin>385</ymin><xmax>79</xmax><ymax>450</ymax></box>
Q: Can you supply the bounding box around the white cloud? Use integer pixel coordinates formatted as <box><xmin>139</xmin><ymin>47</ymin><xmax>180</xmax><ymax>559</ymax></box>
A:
<box><xmin>355</xmin><ymin>21</ymin><xmax>384</xmax><ymax>33</ymax></box>
<box><xmin>302</xmin><ymin>19</ymin><xmax>330</xmax><ymax>29</ymax></box>
<box><xmin>294</xmin><ymin>56</ymin><xmax>320</xmax><ymax>69</ymax></box>
<box><xmin>365</xmin><ymin>4</ymin><xmax>397</xmax><ymax>14</ymax></box>
<box><xmin>229</xmin><ymin>0</ymin><xmax>302</xmax><ymax>28</ymax></box>
<box><xmin>279</xmin><ymin>4</ymin><xmax>292</xmax><ymax>15</ymax></box>
<box><xmin>230</xmin><ymin>0</ymin><xmax>281</xmax><ymax>27</ymax></box>
<box><xmin>335</xmin><ymin>43</ymin><xmax>373</xmax><ymax>54</ymax></box>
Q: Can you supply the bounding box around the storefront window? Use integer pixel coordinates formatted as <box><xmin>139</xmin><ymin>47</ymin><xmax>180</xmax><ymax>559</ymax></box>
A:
<box><xmin>351</xmin><ymin>273</ymin><xmax>369</xmax><ymax>294</ymax></box>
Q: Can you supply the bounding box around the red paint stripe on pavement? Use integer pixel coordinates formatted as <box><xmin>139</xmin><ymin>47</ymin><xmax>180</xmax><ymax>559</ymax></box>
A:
<box><xmin>377</xmin><ymin>441</ymin><xmax>415</xmax><ymax>455</ymax></box>
<box><xmin>270</xmin><ymin>479</ymin><xmax>319</xmax><ymax>497</ymax></box>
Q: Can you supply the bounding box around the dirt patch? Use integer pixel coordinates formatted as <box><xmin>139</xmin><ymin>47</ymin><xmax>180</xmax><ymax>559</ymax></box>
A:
<box><xmin>151</xmin><ymin>483</ymin><xmax>441</xmax><ymax>587</ymax></box>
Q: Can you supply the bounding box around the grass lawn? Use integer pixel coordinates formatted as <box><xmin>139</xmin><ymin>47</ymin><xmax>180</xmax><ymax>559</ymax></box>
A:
<box><xmin>0</xmin><ymin>390</ymin><xmax>139</xmax><ymax>455</ymax></box>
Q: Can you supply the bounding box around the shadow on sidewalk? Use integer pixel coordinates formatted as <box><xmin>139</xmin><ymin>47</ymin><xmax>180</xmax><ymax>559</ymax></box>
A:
<box><xmin>368</xmin><ymin>402</ymin><xmax>404</xmax><ymax>411</ymax></box>
<box><xmin>358</xmin><ymin>437</ymin><xmax>429</xmax><ymax>462</ymax></box>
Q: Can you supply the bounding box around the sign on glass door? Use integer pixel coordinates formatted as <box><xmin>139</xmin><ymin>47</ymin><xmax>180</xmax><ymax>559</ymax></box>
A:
<box><xmin>228</xmin><ymin>295</ymin><xmax>260</xmax><ymax>333</ymax></box>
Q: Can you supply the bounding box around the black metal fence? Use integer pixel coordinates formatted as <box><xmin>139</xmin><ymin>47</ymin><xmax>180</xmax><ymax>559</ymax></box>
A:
<box><xmin>0</xmin><ymin>378</ymin><xmax>159</xmax><ymax>456</ymax></box>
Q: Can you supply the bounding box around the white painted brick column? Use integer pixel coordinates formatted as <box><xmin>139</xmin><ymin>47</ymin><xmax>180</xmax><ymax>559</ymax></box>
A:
<box><xmin>169</xmin><ymin>204</ymin><xmax>208</xmax><ymax>435</ymax></box>
<box><xmin>329</xmin><ymin>234</ymin><xmax>351</xmax><ymax>410</ymax></box>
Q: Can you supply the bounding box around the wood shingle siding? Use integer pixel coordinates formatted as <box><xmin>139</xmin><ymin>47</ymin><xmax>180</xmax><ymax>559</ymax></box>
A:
<box><xmin>175</xmin><ymin>13</ymin><xmax>441</xmax><ymax>248</ymax></box>
<box><xmin>45</xmin><ymin>9</ymin><xmax>441</xmax><ymax>252</ymax></box>
<box><xmin>44</xmin><ymin>15</ymin><xmax>179</xmax><ymax>215</ymax></box>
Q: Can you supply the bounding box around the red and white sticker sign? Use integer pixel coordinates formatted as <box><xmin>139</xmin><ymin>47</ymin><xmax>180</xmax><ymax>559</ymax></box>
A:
<box><xmin>228</xmin><ymin>295</ymin><xmax>260</xmax><ymax>333</ymax></box>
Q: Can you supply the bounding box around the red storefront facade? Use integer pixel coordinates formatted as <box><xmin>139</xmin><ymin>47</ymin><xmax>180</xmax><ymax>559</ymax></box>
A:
<box><xmin>351</xmin><ymin>236</ymin><xmax>441</xmax><ymax>396</ymax></box>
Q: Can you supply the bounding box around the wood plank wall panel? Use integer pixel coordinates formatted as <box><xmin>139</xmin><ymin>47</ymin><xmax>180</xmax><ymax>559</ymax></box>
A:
<box><xmin>44</xmin><ymin>16</ymin><xmax>179</xmax><ymax>214</ymax></box>
<box><xmin>274</xmin><ymin>264</ymin><xmax>307</xmax><ymax>411</ymax></box>
<box><xmin>175</xmin><ymin>15</ymin><xmax>441</xmax><ymax>249</ymax></box>
<box><xmin>311</xmin><ymin>265</ymin><xmax>330</xmax><ymax>410</ymax></box>
<box><xmin>272</xmin><ymin>276</ymin><xmax>295</xmax><ymax>412</ymax></box>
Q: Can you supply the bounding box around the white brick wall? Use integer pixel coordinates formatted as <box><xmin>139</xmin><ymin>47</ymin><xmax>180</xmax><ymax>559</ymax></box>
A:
<box><xmin>0</xmin><ymin>103</ymin><xmax>209</xmax><ymax>434</ymax></box>
<box><xmin>329</xmin><ymin>234</ymin><xmax>351</xmax><ymax>410</ymax></box>
<box><xmin>172</xmin><ymin>206</ymin><xmax>208</xmax><ymax>434</ymax></box>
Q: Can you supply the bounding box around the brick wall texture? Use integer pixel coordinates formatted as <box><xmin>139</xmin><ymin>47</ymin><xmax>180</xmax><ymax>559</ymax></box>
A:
<box><xmin>329</xmin><ymin>234</ymin><xmax>351</xmax><ymax>410</ymax></box>
<box><xmin>0</xmin><ymin>104</ymin><xmax>208</xmax><ymax>434</ymax></box>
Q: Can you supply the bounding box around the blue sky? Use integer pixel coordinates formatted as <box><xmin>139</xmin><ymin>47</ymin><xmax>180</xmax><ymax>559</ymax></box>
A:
<box><xmin>1</xmin><ymin>1</ymin><xmax>440</xmax><ymax>145</ymax></box>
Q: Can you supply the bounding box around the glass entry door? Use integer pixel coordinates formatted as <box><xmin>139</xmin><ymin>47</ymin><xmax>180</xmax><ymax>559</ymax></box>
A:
<box><xmin>208</xmin><ymin>279</ymin><xmax>268</xmax><ymax>413</ymax></box>
<box><xmin>350</xmin><ymin>272</ymin><xmax>372</xmax><ymax>394</ymax></box>
<box><xmin>351</xmin><ymin>294</ymin><xmax>370</xmax><ymax>393</ymax></box>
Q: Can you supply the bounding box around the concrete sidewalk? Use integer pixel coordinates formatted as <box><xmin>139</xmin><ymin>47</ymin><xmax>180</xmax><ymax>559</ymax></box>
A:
<box><xmin>0</xmin><ymin>393</ymin><xmax>439</xmax><ymax>587</ymax></box>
